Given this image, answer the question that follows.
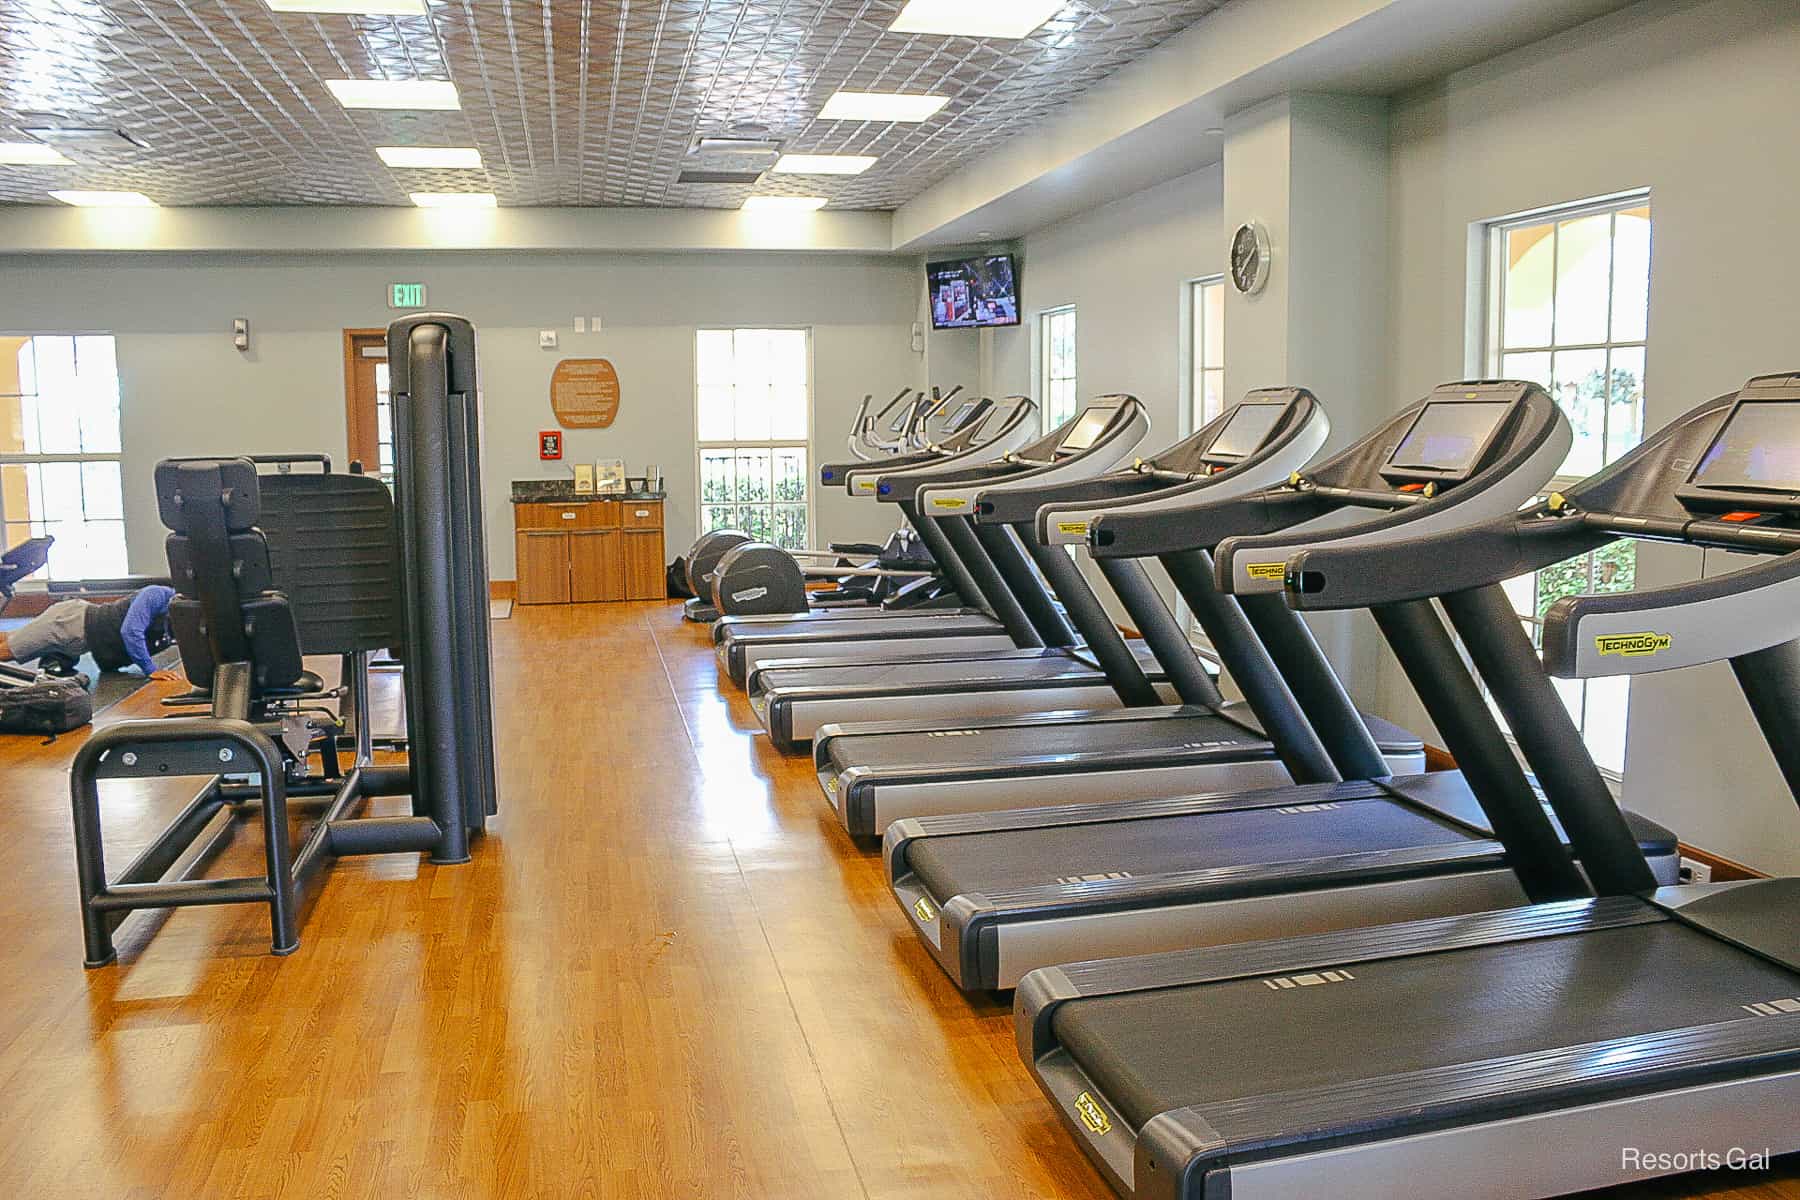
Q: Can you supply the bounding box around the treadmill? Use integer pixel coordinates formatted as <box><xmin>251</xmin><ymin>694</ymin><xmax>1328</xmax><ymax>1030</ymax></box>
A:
<box><xmin>708</xmin><ymin>396</ymin><xmax>1040</xmax><ymax>683</ymax></box>
<box><xmin>883</xmin><ymin>381</ymin><xmax>1679</xmax><ymax>990</ymax></box>
<box><xmin>715</xmin><ymin>397</ymin><xmax>1145</xmax><ymax>687</ymax></box>
<box><xmin>747</xmin><ymin>393</ymin><xmax>1320</xmax><ymax>751</ymax></box>
<box><xmin>817</xmin><ymin>387</ymin><xmax>1585</xmax><ymax>838</ymax></box>
<box><xmin>1016</xmin><ymin>372</ymin><xmax>1800</xmax><ymax>1200</ymax></box>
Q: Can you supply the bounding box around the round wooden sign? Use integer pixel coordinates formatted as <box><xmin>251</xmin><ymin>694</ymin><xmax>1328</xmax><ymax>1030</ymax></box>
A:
<box><xmin>551</xmin><ymin>358</ymin><xmax>621</xmax><ymax>428</ymax></box>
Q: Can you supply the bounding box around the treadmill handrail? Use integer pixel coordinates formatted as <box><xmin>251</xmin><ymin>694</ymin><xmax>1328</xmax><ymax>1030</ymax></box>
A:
<box><xmin>1544</xmin><ymin>548</ymin><xmax>1800</xmax><ymax>677</ymax></box>
<box><xmin>1213</xmin><ymin>386</ymin><xmax>1571</xmax><ymax>596</ymax></box>
<box><xmin>843</xmin><ymin>396</ymin><xmax>1037</xmax><ymax>496</ymax></box>
<box><xmin>920</xmin><ymin>397</ymin><xmax>1149</xmax><ymax>515</ymax></box>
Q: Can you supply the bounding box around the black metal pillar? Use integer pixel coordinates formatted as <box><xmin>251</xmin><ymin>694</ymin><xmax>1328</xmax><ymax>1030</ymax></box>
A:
<box><xmin>1371</xmin><ymin>598</ymin><xmax>1587</xmax><ymax>903</ymax></box>
<box><xmin>1729</xmin><ymin>636</ymin><xmax>1800</xmax><ymax>808</ymax></box>
<box><xmin>1093</xmin><ymin>557</ymin><xmax>1224</xmax><ymax>707</ymax></box>
<box><xmin>899</xmin><ymin>498</ymin><xmax>984</xmax><ymax>608</ymax></box>
<box><xmin>1022</xmin><ymin>541</ymin><xmax>1160</xmax><ymax>705</ymax></box>
<box><xmin>1439</xmin><ymin>585</ymin><xmax>1658</xmax><ymax>897</ymax></box>
<box><xmin>1238</xmin><ymin>593</ymin><xmax>1389</xmax><ymax>780</ymax></box>
<box><xmin>972</xmin><ymin>521</ymin><xmax>1076</xmax><ymax>647</ymax></box>
<box><xmin>939</xmin><ymin>516</ymin><xmax>1043</xmax><ymax>647</ymax></box>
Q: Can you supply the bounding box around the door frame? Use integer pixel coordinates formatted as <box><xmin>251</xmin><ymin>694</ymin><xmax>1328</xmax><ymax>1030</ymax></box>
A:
<box><xmin>343</xmin><ymin>328</ymin><xmax>387</xmax><ymax>475</ymax></box>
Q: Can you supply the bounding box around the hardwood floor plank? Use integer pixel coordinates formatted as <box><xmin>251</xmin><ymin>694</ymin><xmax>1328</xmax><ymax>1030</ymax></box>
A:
<box><xmin>0</xmin><ymin>600</ymin><xmax>1787</xmax><ymax>1199</ymax></box>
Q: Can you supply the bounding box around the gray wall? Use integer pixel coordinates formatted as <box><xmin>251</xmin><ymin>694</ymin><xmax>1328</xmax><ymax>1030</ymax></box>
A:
<box><xmin>1382</xmin><ymin>0</ymin><xmax>1800</xmax><ymax>873</ymax></box>
<box><xmin>0</xmin><ymin>251</ymin><xmax>924</xmax><ymax>578</ymax></box>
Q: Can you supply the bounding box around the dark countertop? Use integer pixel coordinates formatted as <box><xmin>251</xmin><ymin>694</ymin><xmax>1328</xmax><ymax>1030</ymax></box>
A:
<box><xmin>511</xmin><ymin>481</ymin><xmax>666</xmax><ymax>503</ymax></box>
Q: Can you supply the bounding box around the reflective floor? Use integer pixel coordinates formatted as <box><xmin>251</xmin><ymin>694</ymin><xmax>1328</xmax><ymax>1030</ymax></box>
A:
<box><xmin>0</xmin><ymin>601</ymin><xmax>1791</xmax><ymax>1198</ymax></box>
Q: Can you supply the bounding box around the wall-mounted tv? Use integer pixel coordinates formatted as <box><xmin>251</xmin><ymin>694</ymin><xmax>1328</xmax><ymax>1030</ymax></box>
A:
<box><xmin>927</xmin><ymin>254</ymin><xmax>1021</xmax><ymax>330</ymax></box>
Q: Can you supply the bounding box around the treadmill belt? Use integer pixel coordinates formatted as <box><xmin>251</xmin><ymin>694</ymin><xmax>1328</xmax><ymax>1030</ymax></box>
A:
<box><xmin>1051</xmin><ymin>920</ymin><xmax>1800</xmax><ymax>1130</ymax></box>
<box><xmin>909</xmin><ymin>797</ymin><xmax>1477</xmax><ymax>899</ymax></box>
<box><xmin>761</xmin><ymin>655</ymin><xmax>1100</xmax><ymax>691</ymax></box>
<box><xmin>827</xmin><ymin>711</ymin><xmax>1263</xmax><ymax>771</ymax></box>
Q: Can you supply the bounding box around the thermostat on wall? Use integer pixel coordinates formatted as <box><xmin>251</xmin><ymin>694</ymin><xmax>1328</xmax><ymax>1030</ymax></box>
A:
<box><xmin>539</xmin><ymin>329</ymin><xmax>559</xmax><ymax>350</ymax></box>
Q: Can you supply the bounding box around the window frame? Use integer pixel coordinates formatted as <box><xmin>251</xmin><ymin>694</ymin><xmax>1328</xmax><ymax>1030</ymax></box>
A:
<box><xmin>0</xmin><ymin>334</ymin><xmax>127</xmax><ymax>583</ymax></box>
<box><xmin>1188</xmin><ymin>276</ymin><xmax>1227</xmax><ymax>432</ymax></box>
<box><xmin>1039</xmin><ymin>305</ymin><xmax>1078</xmax><ymax>433</ymax></box>
<box><xmin>1481</xmin><ymin>192</ymin><xmax>1652</xmax><ymax>781</ymax></box>
<box><xmin>694</xmin><ymin>326</ymin><xmax>815</xmax><ymax>552</ymax></box>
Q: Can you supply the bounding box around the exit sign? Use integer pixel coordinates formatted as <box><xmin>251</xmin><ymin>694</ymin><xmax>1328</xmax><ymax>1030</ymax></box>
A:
<box><xmin>389</xmin><ymin>282</ymin><xmax>426</xmax><ymax>309</ymax></box>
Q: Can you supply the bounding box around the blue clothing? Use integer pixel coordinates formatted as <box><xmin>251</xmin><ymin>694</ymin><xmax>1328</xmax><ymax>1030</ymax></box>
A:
<box><xmin>118</xmin><ymin>585</ymin><xmax>175</xmax><ymax>675</ymax></box>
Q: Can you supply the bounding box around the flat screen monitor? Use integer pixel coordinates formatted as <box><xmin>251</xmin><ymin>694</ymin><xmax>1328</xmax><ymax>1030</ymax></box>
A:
<box><xmin>1058</xmin><ymin>408</ymin><xmax>1113</xmax><ymax>454</ymax></box>
<box><xmin>887</xmin><ymin>402</ymin><xmax>915</xmax><ymax>433</ymax></box>
<box><xmin>927</xmin><ymin>254</ymin><xmax>1021</xmax><ymax>330</ymax></box>
<box><xmin>1388</xmin><ymin>401</ymin><xmax>1511</xmax><ymax>474</ymax></box>
<box><xmin>1689</xmin><ymin>401</ymin><xmax>1800</xmax><ymax>493</ymax></box>
<box><xmin>1205</xmin><ymin>403</ymin><xmax>1285</xmax><ymax>461</ymax></box>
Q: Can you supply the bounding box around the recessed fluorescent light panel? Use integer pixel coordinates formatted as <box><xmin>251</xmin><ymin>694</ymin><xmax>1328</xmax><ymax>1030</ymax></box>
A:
<box><xmin>410</xmin><ymin>192</ymin><xmax>497</xmax><ymax>208</ymax></box>
<box><xmin>692</xmin><ymin>136</ymin><xmax>782</xmax><ymax>157</ymax></box>
<box><xmin>327</xmin><ymin>79</ymin><xmax>461</xmax><ymax>110</ymax></box>
<box><xmin>50</xmin><ymin>190</ymin><xmax>157</xmax><ymax>207</ymax></box>
<box><xmin>889</xmin><ymin>0</ymin><xmax>1064</xmax><ymax>38</ymax></box>
<box><xmin>773</xmin><ymin>154</ymin><xmax>876</xmax><ymax>176</ymax></box>
<box><xmin>817</xmin><ymin>91</ymin><xmax>948</xmax><ymax>123</ymax></box>
<box><xmin>267</xmin><ymin>0</ymin><xmax>425</xmax><ymax>11</ymax></box>
<box><xmin>0</xmin><ymin>142</ymin><xmax>71</xmax><ymax>165</ymax></box>
<box><xmin>742</xmin><ymin>196</ymin><xmax>827</xmax><ymax>213</ymax></box>
<box><xmin>378</xmin><ymin>146</ymin><xmax>483</xmax><ymax>169</ymax></box>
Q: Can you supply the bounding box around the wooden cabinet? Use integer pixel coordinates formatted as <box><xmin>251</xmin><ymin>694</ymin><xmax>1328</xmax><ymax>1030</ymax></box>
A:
<box><xmin>513</xmin><ymin>498</ymin><xmax>663</xmax><ymax>604</ymax></box>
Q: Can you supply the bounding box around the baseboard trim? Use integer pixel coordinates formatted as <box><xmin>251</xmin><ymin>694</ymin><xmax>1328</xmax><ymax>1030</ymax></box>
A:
<box><xmin>489</xmin><ymin>580</ymin><xmax>517</xmax><ymax>601</ymax></box>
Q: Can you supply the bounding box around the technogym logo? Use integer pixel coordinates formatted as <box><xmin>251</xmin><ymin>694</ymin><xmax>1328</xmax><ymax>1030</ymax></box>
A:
<box><xmin>1245</xmin><ymin>561</ymin><xmax>1287</xmax><ymax>582</ymax></box>
<box><xmin>1595</xmin><ymin>631</ymin><xmax>1673</xmax><ymax>658</ymax></box>
<box><xmin>1073</xmin><ymin>1092</ymin><xmax>1113</xmax><ymax>1136</ymax></box>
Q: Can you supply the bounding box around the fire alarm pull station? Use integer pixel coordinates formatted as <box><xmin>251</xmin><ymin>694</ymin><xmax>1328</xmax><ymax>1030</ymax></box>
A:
<box><xmin>540</xmin><ymin>430</ymin><xmax>563</xmax><ymax>460</ymax></box>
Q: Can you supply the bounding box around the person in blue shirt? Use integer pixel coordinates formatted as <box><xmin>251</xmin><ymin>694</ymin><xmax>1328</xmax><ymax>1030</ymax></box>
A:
<box><xmin>0</xmin><ymin>585</ymin><xmax>178</xmax><ymax>680</ymax></box>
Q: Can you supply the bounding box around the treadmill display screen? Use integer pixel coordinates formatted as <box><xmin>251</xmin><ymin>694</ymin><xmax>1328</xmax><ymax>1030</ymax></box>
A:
<box><xmin>1690</xmin><ymin>401</ymin><xmax>1800</xmax><ymax>494</ymax></box>
<box><xmin>1206</xmin><ymin>403</ymin><xmax>1285</xmax><ymax>460</ymax></box>
<box><xmin>1389</xmin><ymin>402</ymin><xmax>1510</xmax><ymax>473</ymax></box>
<box><xmin>888</xmin><ymin>403</ymin><xmax>915</xmax><ymax>433</ymax></box>
<box><xmin>943</xmin><ymin>400</ymin><xmax>981</xmax><ymax>433</ymax></box>
<box><xmin>1059</xmin><ymin>408</ymin><xmax>1113</xmax><ymax>453</ymax></box>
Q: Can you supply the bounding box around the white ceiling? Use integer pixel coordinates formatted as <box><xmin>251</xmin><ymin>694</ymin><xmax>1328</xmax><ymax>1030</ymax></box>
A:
<box><xmin>0</xmin><ymin>0</ymin><xmax>1230</xmax><ymax>208</ymax></box>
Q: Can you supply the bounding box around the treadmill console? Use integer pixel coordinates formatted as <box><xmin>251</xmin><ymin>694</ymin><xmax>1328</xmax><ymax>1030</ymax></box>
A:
<box><xmin>1379</xmin><ymin>382</ymin><xmax>1527</xmax><ymax>488</ymax></box>
<box><xmin>942</xmin><ymin>399</ymin><xmax>982</xmax><ymax>434</ymax></box>
<box><xmin>1056</xmin><ymin>401</ymin><xmax>1126</xmax><ymax>456</ymax></box>
<box><xmin>1675</xmin><ymin>375</ymin><xmax>1800</xmax><ymax>514</ymax></box>
<box><xmin>1198</xmin><ymin>402</ymin><xmax>1287</xmax><ymax>471</ymax></box>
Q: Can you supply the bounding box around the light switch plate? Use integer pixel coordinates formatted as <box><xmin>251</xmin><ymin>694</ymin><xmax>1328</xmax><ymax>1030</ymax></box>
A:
<box><xmin>573</xmin><ymin>317</ymin><xmax>586</xmax><ymax>333</ymax></box>
<box><xmin>591</xmin><ymin>315</ymin><xmax>603</xmax><ymax>334</ymax></box>
<box><xmin>539</xmin><ymin>329</ymin><xmax>559</xmax><ymax>349</ymax></box>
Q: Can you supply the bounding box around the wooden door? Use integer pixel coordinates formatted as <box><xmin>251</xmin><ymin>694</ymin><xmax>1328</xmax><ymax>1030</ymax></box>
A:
<box><xmin>516</xmin><ymin>531</ymin><xmax>571</xmax><ymax>604</ymax></box>
<box><xmin>622</xmin><ymin>530</ymin><xmax>665</xmax><ymax>600</ymax></box>
<box><xmin>343</xmin><ymin>329</ymin><xmax>389</xmax><ymax>479</ymax></box>
<box><xmin>569</xmin><ymin>529</ymin><xmax>623</xmax><ymax>602</ymax></box>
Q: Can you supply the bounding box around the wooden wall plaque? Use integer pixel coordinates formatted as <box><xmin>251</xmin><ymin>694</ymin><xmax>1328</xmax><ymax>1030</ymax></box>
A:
<box><xmin>551</xmin><ymin>358</ymin><xmax>621</xmax><ymax>428</ymax></box>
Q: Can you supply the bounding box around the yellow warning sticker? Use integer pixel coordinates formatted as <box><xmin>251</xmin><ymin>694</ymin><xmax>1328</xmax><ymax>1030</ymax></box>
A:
<box><xmin>1056</xmin><ymin>520</ymin><xmax>1090</xmax><ymax>538</ymax></box>
<box><xmin>1245</xmin><ymin>562</ymin><xmax>1287</xmax><ymax>582</ymax></box>
<box><xmin>931</xmin><ymin>496</ymin><xmax>967</xmax><ymax>510</ymax></box>
<box><xmin>912</xmin><ymin>896</ymin><xmax>937</xmax><ymax>924</ymax></box>
<box><xmin>853</xmin><ymin>480</ymin><xmax>876</xmax><ymax>495</ymax></box>
<box><xmin>1595</xmin><ymin>632</ymin><xmax>1673</xmax><ymax>658</ymax></box>
<box><xmin>1074</xmin><ymin>1092</ymin><xmax>1113</xmax><ymax>1136</ymax></box>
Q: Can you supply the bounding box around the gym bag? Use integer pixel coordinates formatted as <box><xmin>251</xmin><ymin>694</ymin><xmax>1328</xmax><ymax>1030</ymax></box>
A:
<box><xmin>0</xmin><ymin>676</ymin><xmax>93</xmax><ymax>738</ymax></box>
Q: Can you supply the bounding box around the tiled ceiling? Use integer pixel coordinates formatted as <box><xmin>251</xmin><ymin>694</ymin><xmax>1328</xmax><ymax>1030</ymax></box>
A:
<box><xmin>0</xmin><ymin>0</ymin><xmax>1227</xmax><ymax>208</ymax></box>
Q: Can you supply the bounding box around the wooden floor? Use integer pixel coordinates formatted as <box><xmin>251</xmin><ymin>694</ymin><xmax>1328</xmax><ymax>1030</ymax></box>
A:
<box><xmin>1</xmin><ymin>601</ymin><xmax>1794</xmax><ymax>1199</ymax></box>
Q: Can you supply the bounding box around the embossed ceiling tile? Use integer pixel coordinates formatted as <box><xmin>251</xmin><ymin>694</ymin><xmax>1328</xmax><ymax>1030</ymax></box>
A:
<box><xmin>0</xmin><ymin>0</ymin><xmax>1227</xmax><ymax>207</ymax></box>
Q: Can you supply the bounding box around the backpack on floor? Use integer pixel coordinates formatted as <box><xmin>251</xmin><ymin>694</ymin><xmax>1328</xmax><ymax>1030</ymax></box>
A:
<box><xmin>0</xmin><ymin>676</ymin><xmax>93</xmax><ymax>738</ymax></box>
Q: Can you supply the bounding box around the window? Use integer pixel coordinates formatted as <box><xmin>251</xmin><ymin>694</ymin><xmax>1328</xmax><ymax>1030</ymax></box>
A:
<box><xmin>1190</xmin><ymin>277</ymin><xmax>1226</xmax><ymax>428</ymax></box>
<box><xmin>1041</xmin><ymin>306</ymin><xmax>1077</xmax><ymax>431</ymax></box>
<box><xmin>0</xmin><ymin>335</ymin><xmax>126</xmax><ymax>581</ymax></box>
<box><xmin>697</xmin><ymin>328</ymin><xmax>811</xmax><ymax>551</ymax></box>
<box><xmin>1485</xmin><ymin>196</ymin><xmax>1651</xmax><ymax>774</ymax></box>
<box><xmin>374</xmin><ymin>359</ymin><xmax>395</xmax><ymax>483</ymax></box>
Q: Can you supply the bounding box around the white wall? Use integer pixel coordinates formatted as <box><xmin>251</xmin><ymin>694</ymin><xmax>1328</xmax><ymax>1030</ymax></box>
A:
<box><xmin>1383</xmin><ymin>0</ymin><xmax>1800</xmax><ymax>873</ymax></box>
<box><xmin>0</xmin><ymin>251</ymin><xmax>924</xmax><ymax>578</ymax></box>
<box><xmin>996</xmin><ymin>163</ymin><xmax>1226</xmax><ymax>437</ymax></box>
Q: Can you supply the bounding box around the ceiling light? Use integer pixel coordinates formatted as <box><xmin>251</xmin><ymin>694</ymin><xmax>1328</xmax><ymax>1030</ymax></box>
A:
<box><xmin>267</xmin><ymin>0</ymin><xmax>425</xmax><ymax>11</ymax></box>
<box><xmin>773</xmin><ymin>154</ymin><xmax>876</xmax><ymax>176</ymax></box>
<box><xmin>692</xmin><ymin>136</ymin><xmax>782</xmax><ymax>157</ymax></box>
<box><xmin>0</xmin><ymin>142</ymin><xmax>71</xmax><ymax>165</ymax></box>
<box><xmin>378</xmin><ymin>146</ymin><xmax>483</xmax><ymax>169</ymax></box>
<box><xmin>818</xmin><ymin>91</ymin><xmax>948</xmax><ymax>123</ymax></box>
<box><xmin>889</xmin><ymin>0</ymin><xmax>1064</xmax><ymax>38</ymax></box>
<box><xmin>742</xmin><ymin>196</ymin><xmax>827</xmax><ymax>213</ymax></box>
<box><xmin>410</xmin><ymin>192</ymin><xmax>497</xmax><ymax>208</ymax></box>
<box><xmin>50</xmin><ymin>190</ymin><xmax>157</xmax><ymax>207</ymax></box>
<box><xmin>327</xmin><ymin>79</ymin><xmax>460</xmax><ymax>110</ymax></box>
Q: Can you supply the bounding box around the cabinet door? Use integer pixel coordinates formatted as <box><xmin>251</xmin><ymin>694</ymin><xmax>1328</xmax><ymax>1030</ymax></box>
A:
<box><xmin>622</xmin><ymin>529</ymin><xmax>666</xmax><ymax>601</ymax></box>
<box><xmin>516</xmin><ymin>531</ymin><xmax>571</xmax><ymax>604</ymax></box>
<box><xmin>570</xmin><ymin>529</ymin><xmax>623</xmax><ymax>602</ymax></box>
